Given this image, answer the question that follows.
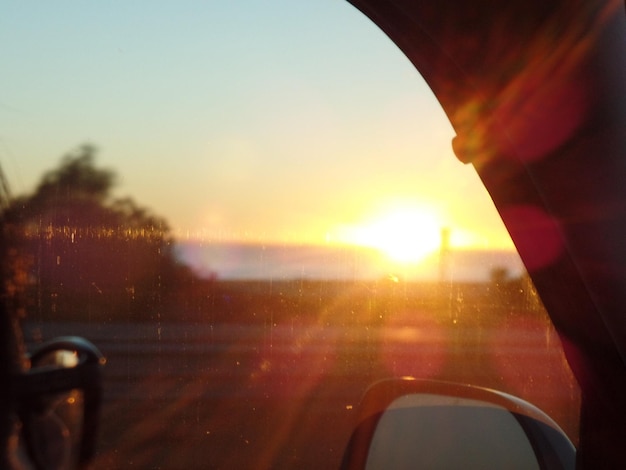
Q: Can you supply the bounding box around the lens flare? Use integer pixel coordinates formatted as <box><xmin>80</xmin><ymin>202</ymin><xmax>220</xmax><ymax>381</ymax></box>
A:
<box><xmin>338</xmin><ymin>206</ymin><xmax>443</xmax><ymax>264</ymax></box>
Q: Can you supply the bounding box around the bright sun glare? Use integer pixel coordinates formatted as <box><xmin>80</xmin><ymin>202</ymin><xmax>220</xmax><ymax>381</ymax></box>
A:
<box><xmin>340</xmin><ymin>206</ymin><xmax>443</xmax><ymax>264</ymax></box>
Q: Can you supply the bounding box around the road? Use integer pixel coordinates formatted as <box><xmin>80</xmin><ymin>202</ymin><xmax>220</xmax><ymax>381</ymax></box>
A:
<box><xmin>23</xmin><ymin>317</ymin><xmax>579</xmax><ymax>469</ymax></box>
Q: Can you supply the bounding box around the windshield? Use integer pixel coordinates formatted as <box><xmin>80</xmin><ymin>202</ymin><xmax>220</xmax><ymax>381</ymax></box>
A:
<box><xmin>1</xmin><ymin>2</ymin><xmax>579</xmax><ymax>468</ymax></box>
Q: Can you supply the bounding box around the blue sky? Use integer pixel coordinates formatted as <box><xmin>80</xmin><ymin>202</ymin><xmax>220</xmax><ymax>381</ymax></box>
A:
<box><xmin>0</xmin><ymin>1</ymin><xmax>513</xmax><ymax>254</ymax></box>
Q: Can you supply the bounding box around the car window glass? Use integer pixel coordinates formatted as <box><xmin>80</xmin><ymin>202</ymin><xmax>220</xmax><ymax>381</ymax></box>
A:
<box><xmin>1</xmin><ymin>2</ymin><xmax>579</xmax><ymax>468</ymax></box>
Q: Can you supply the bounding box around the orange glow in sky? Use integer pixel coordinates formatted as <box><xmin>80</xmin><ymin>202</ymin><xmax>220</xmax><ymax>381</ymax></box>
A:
<box><xmin>2</xmin><ymin>2</ymin><xmax>516</xmax><ymax>256</ymax></box>
<box><xmin>335</xmin><ymin>205</ymin><xmax>443</xmax><ymax>264</ymax></box>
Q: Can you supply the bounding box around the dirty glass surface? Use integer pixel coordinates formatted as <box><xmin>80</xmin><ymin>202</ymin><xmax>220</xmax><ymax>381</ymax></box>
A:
<box><xmin>1</xmin><ymin>2</ymin><xmax>579</xmax><ymax>468</ymax></box>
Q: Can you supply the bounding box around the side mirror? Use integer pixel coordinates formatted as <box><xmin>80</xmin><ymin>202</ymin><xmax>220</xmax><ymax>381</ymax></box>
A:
<box><xmin>342</xmin><ymin>378</ymin><xmax>575</xmax><ymax>469</ymax></box>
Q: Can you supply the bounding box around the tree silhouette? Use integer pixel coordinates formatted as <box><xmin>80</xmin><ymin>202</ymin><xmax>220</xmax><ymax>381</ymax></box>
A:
<box><xmin>6</xmin><ymin>145</ymin><xmax>169</xmax><ymax>232</ymax></box>
<box><xmin>33</xmin><ymin>144</ymin><xmax>114</xmax><ymax>204</ymax></box>
<box><xmin>3</xmin><ymin>145</ymin><xmax>208</xmax><ymax>322</ymax></box>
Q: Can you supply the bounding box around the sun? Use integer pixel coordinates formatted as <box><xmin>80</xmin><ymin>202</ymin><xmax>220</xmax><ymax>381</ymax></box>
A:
<box><xmin>340</xmin><ymin>206</ymin><xmax>443</xmax><ymax>264</ymax></box>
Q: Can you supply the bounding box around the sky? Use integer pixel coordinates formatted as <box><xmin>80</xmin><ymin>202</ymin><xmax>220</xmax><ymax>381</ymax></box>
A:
<box><xmin>0</xmin><ymin>1</ymin><xmax>515</xmax><ymax>262</ymax></box>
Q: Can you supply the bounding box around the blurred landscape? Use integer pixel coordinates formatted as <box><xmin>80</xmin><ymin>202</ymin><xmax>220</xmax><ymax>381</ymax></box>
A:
<box><xmin>5</xmin><ymin>149</ymin><xmax>579</xmax><ymax>469</ymax></box>
<box><xmin>173</xmin><ymin>240</ymin><xmax>525</xmax><ymax>282</ymax></box>
<box><xmin>21</xmin><ymin>279</ymin><xmax>579</xmax><ymax>469</ymax></box>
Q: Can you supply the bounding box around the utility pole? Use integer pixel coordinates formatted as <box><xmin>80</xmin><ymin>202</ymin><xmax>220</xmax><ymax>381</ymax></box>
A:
<box><xmin>438</xmin><ymin>227</ymin><xmax>451</xmax><ymax>283</ymax></box>
<box><xmin>0</xmin><ymin>162</ymin><xmax>11</xmax><ymax>211</ymax></box>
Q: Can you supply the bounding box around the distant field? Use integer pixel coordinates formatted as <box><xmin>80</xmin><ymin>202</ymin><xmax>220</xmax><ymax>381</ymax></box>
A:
<box><xmin>173</xmin><ymin>242</ymin><xmax>525</xmax><ymax>282</ymax></box>
<box><xmin>22</xmin><ymin>280</ymin><xmax>579</xmax><ymax>469</ymax></box>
